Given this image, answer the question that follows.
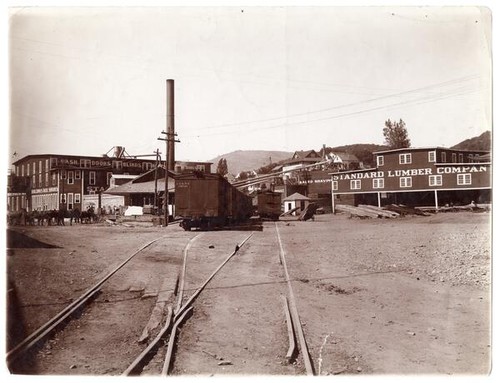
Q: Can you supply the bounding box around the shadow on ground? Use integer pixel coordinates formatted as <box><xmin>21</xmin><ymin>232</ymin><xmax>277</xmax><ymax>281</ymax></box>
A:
<box><xmin>7</xmin><ymin>229</ymin><xmax>61</xmax><ymax>249</ymax></box>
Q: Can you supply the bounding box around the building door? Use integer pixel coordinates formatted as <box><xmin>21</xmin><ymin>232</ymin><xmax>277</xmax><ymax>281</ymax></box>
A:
<box><xmin>68</xmin><ymin>193</ymin><xmax>74</xmax><ymax>210</ymax></box>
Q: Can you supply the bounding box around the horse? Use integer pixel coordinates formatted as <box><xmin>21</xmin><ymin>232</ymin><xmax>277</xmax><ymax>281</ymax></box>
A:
<box><xmin>70</xmin><ymin>208</ymin><xmax>81</xmax><ymax>225</ymax></box>
<box><xmin>81</xmin><ymin>207</ymin><xmax>97</xmax><ymax>224</ymax></box>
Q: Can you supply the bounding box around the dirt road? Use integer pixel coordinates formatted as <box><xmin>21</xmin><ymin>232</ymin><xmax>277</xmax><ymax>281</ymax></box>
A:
<box><xmin>6</xmin><ymin>211</ymin><xmax>491</xmax><ymax>376</ymax></box>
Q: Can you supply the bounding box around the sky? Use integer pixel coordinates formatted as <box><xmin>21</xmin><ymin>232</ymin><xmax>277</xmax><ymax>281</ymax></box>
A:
<box><xmin>5</xmin><ymin>3</ymin><xmax>493</xmax><ymax>164</ymax></box>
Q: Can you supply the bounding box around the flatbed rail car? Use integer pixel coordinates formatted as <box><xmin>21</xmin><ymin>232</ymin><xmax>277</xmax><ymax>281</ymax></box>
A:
<box><xmin>256</xmin><ymin>190</ymin><xmax>282</xmax><ymax>220</ymax></box>
<box><xmin>175</xmin><ymin>172</ymin><xmax>253</xmax><ymax>231</ymax></box>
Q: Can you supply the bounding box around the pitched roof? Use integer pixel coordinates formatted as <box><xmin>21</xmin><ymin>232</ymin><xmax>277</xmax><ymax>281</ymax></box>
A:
<box><xmin>105</xmin><ymin>177</ymin><xmax>175</xmax><ymax>195</ymax></box>
<box><xmin>283</xmin><ymin>192</ymin><xmax>310</xmax><ymax>201</ymax></box>
<box><xmin>292</xmin><ymin>150</ymin><xmax>320</xmax><ymax>159</ymax></box>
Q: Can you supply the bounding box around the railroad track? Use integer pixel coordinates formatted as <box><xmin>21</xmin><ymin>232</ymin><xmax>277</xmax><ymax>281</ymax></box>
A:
<box><xmin>9</xmin><ymin>225</ymin><xmax>315</xmax><ymax>376</ymax></box>
<box><xmin>6</xmin><ymin>232</ymin><xmax>196</xmax><ymax>372</ymax></box>
<box><xmin>122</xmin><ymin>232</ymin><xmax>254</xmax><ymax>375</ymax></box>
<box><xmin>275</xmin><ymin>222</ymin><xmax>315</xmax><ymax>375</ymax></box>
<box><xmin>125</xmin><ymin>224</ymin><xmax>315</xmax><ymax>376</ymax></box>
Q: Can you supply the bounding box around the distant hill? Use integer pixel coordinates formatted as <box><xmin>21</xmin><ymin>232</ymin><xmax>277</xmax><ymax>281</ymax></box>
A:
<box><xmin>451</xmin><ymin>131</ymin><xmax>491</xmax><ymax>151</ymax></box>
<box><xmin>209</xmin><ymin>150</ymin><xmax>293</xmax><ymax>175</ymax></box>
<box><xmin>323</xmin><ymin>143</ymin><xmax>389</xmax><ymax>167</ymax></box>
<box><xmin>210</xmin><ymin>132</ymin><xmax>490</xmax><ymax>175</ymax></box>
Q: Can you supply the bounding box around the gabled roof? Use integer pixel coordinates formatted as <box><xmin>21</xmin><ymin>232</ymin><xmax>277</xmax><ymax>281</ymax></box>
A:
<box><xmin>105</xmin><ymin>178</ymin><xmax>175</xmax><ymax>195</ymax></box>
<box><xmin>292</xmin><ymin>150</ymin><xmax>320</xmax><ymax>160</ymax></box>
<box><xmin>283</xmin><ymin>192</ymin><xmax>310</xmax><ymax>201</ymax></box>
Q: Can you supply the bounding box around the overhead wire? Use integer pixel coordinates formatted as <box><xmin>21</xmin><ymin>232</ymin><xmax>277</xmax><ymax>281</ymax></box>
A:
<box><xmin>183</xmin><ymin>80</ymin><xmax>485</xmax><ymax>139</ymax></box>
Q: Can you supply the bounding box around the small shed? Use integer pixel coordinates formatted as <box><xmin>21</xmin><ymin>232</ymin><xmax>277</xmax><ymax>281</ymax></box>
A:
<box><xmin>283</xmin><ymin>192</ymin><xmax>311</xmax><ymax>215</ymax></box>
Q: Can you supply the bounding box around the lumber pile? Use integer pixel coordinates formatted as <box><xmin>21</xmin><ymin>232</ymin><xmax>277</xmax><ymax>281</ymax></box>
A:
<box><xmin>335</xmin><ymin>204</ymin><xmax>398</xmax><ymax>219</ymax></box>
<box><xmin>358</xmin><ymin>204</ymin><xmax>400</xmax><ymax>218</ymax></box>
<box><xmin>385</xmin><ymin>204</ymin><xmax>431</xmax><ymax>216</ymax></box>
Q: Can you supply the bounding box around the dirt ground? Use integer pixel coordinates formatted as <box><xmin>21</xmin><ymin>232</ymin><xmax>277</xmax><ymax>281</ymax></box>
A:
<box><xmin>5</xmin><ymin>210</ymin><xmax>491</xmax><ymax>376</ymax></box>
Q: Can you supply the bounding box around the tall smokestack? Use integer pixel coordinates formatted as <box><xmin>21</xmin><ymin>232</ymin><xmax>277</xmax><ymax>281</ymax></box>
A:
<box><xmin>166</xmin><ymin>79</ymin><xmax>175</xmax><ymax>171</ymax></box>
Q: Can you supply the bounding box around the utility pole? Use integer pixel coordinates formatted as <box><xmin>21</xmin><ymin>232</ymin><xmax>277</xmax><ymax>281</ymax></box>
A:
<box><xmin>157</xmin><ymin>79</ymin><xmax>179</xmax><ymax>227</ymax></box>
<box><xmin>153</xmin><ymin>148</ymin><xmax>161</xmax><ymax>214</ymax></box>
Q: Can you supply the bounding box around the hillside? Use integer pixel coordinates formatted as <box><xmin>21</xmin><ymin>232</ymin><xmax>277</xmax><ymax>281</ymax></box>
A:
<box><xmin>209</xmin><ymin>131</ymin><xmax>491</xmax><ymax>175</ymax></box>
<box><xmin>209</xmin><ymin>150</ymin><xmax>293</xmax><ymax>175</ymax></box>
<box><xmin>451</xmin><ymin>131</ymin><xmax>491</xmax><ymax>151</ymax></box>
<box><xmin>323</xmin><ymin>143</ymin><xmax>389</xmax><ymax>167</ymax></box>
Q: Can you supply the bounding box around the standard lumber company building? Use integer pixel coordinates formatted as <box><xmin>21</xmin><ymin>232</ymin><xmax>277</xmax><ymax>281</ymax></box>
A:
<box><xmin>330</xmin><ymin>147</ymin><xmax>491</xmax><ymax>210</ymax></box>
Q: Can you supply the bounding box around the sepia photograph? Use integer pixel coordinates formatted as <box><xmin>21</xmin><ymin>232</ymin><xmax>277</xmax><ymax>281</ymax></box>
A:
<box><xmin>3</xmin><ymin>1</ymin><xmax>493</xmax><ymax>378</ymax></box>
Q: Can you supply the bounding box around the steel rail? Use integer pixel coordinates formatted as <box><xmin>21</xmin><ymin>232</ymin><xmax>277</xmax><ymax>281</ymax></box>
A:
<box><xmin>161</xmin><ymin>306</ymin><xmax>193</xmax><ymax>376</ymax></box>
<box><xmin>123</xmin><ymin>232</ymin><xmax>254</xmax><ymax>376</ymax></box>
<box><xmin>275</xmin><ymin>223</ymin><xmax>315</xmax><ymax>375</ymax></box>
<box><xmin>6</xmin><ymin>234</ymin><xmax>169</xmax><ymax>365</ymax></box>
<box><xmin>173</xmin><ymin>232</ymin><xmax>254</xmax><ymax>321</ymax></box>
<box><xmin>122</xmin><ymin>305</ymin><xmax>173</xmax><ymax>376</ymax></box>
<box><xmin>175</xmin><ymin>233</ymin><xmax>203</xmax><ymax>314</ymax></box>
<box><xmin>281</xmin><ymin>295</ymin><xmax>297</xmax><ymax>363</ymax></box>
<box><xmin>162</xmin><ymin>233</ymin><xmax>254</xmax><ymax>375</ymax></box>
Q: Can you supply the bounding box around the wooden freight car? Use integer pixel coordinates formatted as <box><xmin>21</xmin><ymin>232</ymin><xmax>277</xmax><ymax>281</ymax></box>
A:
<box><xmin>175</xmin><ymin>172</ymin><xmax>253</xmax><ymax>231</ymax></box>
<box><xmin>256</xmin><ymin>190</ymin><xmax>282</xmax><ymax>220</ymax></box>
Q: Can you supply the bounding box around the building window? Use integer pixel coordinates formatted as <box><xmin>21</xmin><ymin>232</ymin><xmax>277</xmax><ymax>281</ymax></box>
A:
<box><xmin>60</xmin><ymin>193</ymin><xmax>66</xmax><ymax>204</ymax></box>
<box><xmin>457</xmin><ymin>173</ymin><xmax>472</xmax><ymax>185</ymax></box>
<box><xmin>400</xmin><ymin>177</ymin><xmax>412</xmax><ymax>188</ymax></box>
<box><xmin>350</xmin><ymin>179</ymin><xmax>361</xmax><ymax>190</ymax></box>
<box><xmin>376</xmin><ymin>155</ymin><xmax>384</xmax><ymax>166</ymax></box>
<box><xmin>81</xmin><ymin>159</ymin><xmax>91</xmax><ymax>168</ymax></box>
<box><xmin>451</xmin><ymin>153</ymin><xmax>457</xmax><ymax>163</ymax></box>
<box><xmin>113</xmin><ymin>161</ymin><xmax>123</xmax><ymax>170</ymax></box>
<box><xmin>468</xmin><ymin>154</ymin><xmax>474</xmax><ymax>163</ymax></box>
<box><xmin>458</xmin><ymin>153</ymin><xmax>464</xmax><ymax>162</ymax></box>
<box><xmin>67</xmin><ymin>171</ymin><xmax>74</xmax><ymax>184</ymax></box>
<box><xmin>68</xmin><ymin>193</ymin><xmax>74</xmax><ymax>210</ymax></box>
<box><xmin>89</xmin><ymin>171</ymin><xmax>96</xmax><ymax>185</ymax></box>
<box><xmin>39</xmin><ymin>160</ymin><xmax>43</xmax><ymax>173</ymax></box>
<box><xmin>38</xmin><ymin>173</ymin><xmax>42</xmax><ymax>185</ymax></box>
<box><xmin>21</xmin><ymin>164</ymin><xmax>25</xmax><ymax>176</ymax></box>
<box><xmin>441</xmin><ymin>152</ymin><xmax>447</xmax><ymax>163</ymax></box>
<box><xmin>45</xmin><ymin>172</ymin><xmax>49</xmax><ymax>186</ymax></box>
<box><xmin>45</xmin><ymin>159</ymin><xmax>49</xmax><ymax>170</ymax></box>
<box><xmin>52</xmin><ymin>173</ymin><xmax>57</xmax><ymax>186</ymax></box>
<box><xmin>107</xmin><ymin>172</ymin><xmax>113</xmax><ymax>185</ymax></box>
<box><xmin>27</xmin><ymin>163</ymin><xmax>30</xmax><ymax>176</ymax></box>
<box><xmin>75</xmin><ymin>193</ymin><xmax>81</xmax><ymax>204</ymax></box>
<box><xmin>332</xmin><ymin>180</ymin><xmax>338</xmax><ymax>191</ymax></box>
<box><xmin>428</xmin><ymin>151</ymin><xmax>436</xmax><ymax>162</ymax></box>
<box><xmin>429</xmin><ymin>175</ymin><xmax>442</xmax><ymax>186</ymax></box>
<box><xmin>76</xmin><ymin>170</ymin><xmax>81</xmax><ymax>180</ymax></box>
<box><xmin>142</xmin><ymin>162</ymin><xmax>154</xmax><ymax>171</ymax></box>
<box><xmin>33</xmin><ymin>161</ymin><xmax>36</xmax><ymax>174</ymax></box>
<box><xmin>32</xmin><ymin>174</ymin><xmax>36</xmax><ymax>188</ymax></box>
<box><xmin>373</xmin><ymin>178</ymin><xmax>384</xmax><ymax>189</ymax></box>
<box><xmin>399</xmin><ymin>153</ymin><xmax>412</xmax><ymax>164</ymax></box>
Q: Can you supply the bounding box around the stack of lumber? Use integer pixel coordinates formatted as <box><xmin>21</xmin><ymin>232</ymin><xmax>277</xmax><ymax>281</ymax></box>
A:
<box><xmin>335</xmin><ymin>204</ymin><xmax>398</xmax><ymax>219</ymax></box>
<box><xmin>385</xmin><ymin>204</ymin><xmax>431</xmax><ymax>216</ymax></box>
<box><xmin>358</xmin><ymin>204</ymin><xmax>400</xmax><ymax>218</ymax></box>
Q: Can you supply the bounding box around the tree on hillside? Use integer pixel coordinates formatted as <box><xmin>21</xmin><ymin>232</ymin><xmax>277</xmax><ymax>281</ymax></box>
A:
<box><xmin>383</xmin><ymin>119</ymin><xmax>411</xmax><ymax>149</ymax></box>
<box><xmin>216</xmin><ymin>158</ymin><xmax>228</xmax><ymax>176</ymax></box>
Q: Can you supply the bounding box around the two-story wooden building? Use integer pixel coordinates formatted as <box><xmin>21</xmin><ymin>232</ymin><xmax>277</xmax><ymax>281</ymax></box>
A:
<box><xmin>8</xmin><ymin>151</ymin><xmax>212</xmax><ymax>213</ymax></box>
<box><xmin>330</xmin><ymin>147</ymin><xmax>491</xmax><ymax>210</ymax></box>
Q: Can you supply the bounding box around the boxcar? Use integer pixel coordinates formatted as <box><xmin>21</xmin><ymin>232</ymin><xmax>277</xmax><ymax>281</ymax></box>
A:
<box><xmin>175</xmin><ymin>172</ymin><xmax>253</xmax><ymax>230</ymax></box>
<box><xmin>256</xmin><ymin>190</ymin><xmax>282</xmax><ymax>220</ymax></box>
